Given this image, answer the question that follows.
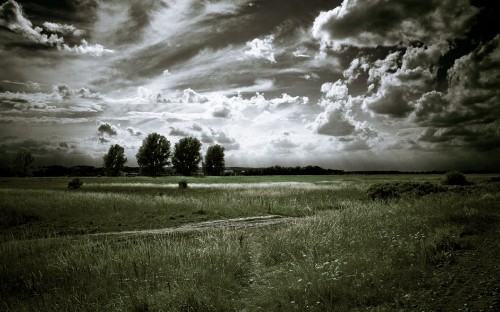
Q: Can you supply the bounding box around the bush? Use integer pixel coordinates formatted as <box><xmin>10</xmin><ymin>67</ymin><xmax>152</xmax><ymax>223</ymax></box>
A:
<box><xmin>178</xmin><ymin>181</ymin><xmax>188</xmax><ymax>189</ymax></box>
<box><xmin>488</xmin><ymin>176</ymin><xmax>500</xmax><ymax>183</ymax></box>
<box><xmin>367</xmin><ymin>181</ymin><xmax>444</xmax><ymax>200</ymax></box>
<box><xmin>68</xmin><ymin>178</ymin><xmax>83</xmax><ymax>189</ymax></box>
<box><xmin>442</xmin><ymin>171</ymin><xmax>469</xmax><ymax>186</ymax></box>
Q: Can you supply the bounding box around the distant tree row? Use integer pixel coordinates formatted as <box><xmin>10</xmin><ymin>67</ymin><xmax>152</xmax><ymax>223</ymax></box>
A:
<box><xmin>103</xmin><ymin>133</ymin><xmax>225</xmax><ymax>176</ymax></box>
<box><xmin>242</xmin><ymin>165</ymin><xmax>344</xmax><ymax>176</ymax></box>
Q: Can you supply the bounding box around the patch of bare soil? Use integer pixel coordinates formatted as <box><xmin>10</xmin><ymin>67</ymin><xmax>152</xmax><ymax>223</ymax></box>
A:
<box><xmin>405</xmin><ymin>212</ymin><xmax>500</xmax><ymax>311</ymax></box>
<box><xmin>93</xmin><ymin>215</ymin><xmax>294</xmax><ymax>236</ymax></box>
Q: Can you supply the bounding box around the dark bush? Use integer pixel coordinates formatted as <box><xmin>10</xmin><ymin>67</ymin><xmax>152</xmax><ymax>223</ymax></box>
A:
<box><xmin>178</xmin><ymin>181</ymin><xmax>188</xmax><ymax>189</ymax></box>
<box><xmin>367</xmin><ymin>182</ymin><xmax>444</xmax><ymax>200</ymax></box>
<box><xmin>489</xmin><ymin>176</ymin><xmax>500</xmax><ymax>183</ymax></box>
<box><xmin>68</xmin><ymin>178</ymin><xmax>83</xmax><ymax>189</ymax></box>
<box><xmin>442</xmin><ymin>171</ymin><xmax>469</xmax><ymax>186</ymax></box>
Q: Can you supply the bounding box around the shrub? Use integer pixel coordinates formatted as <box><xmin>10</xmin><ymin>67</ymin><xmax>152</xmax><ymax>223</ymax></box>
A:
<box><xmin>68</xmin><ymin>178</ymin><xmax>83</xmax><ymax>189</ymax></box>
<box><xmin>178</xmin><ymin>181</ymin><xmax>188</xmax><ymax>189</ymax></box>
<box><xmin>489</xmin><ymin>176</ymin><xmax>500</xmax><ymax>183</ymax></box>
<box><xmin>442</xmin><ymin>171</ymin><xmax>469</xmax><ymax>186</ymax></box>
<box><xmin>367</xmin><ymin>181</ymin><xmax>444</xmax><ymax>200</ymax></box>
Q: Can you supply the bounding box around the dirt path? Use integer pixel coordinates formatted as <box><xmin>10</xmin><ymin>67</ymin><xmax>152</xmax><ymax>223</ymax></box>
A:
<box><xmin>93</xmin><ymin>215</ymin><xmax>295</xmax><ymax>237</ymax></box>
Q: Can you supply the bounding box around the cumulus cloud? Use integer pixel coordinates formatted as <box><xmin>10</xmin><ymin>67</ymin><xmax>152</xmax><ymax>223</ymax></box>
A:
<box><xmin>126</xmin><ymin>127</ymin><xmax>142</xmax><ymax>136</ymax></box>
<box><xmin>97</xmin><ymin>122</ymin><xmax>117</xmax><ymax>136</ymax></box>
<box><xmin>169</xmin><ymin>126</ymin><xmax>191</xmax><ymax>137</ymax></box>
<box><xmin>270</xmin><ymin>134</ymin><xmax>299</xmax><ymax>149</ymax></box>
<box><xmin>209</xmin><ymin>129</ymin><xmax>240</xmax><ymax>150</ymax></box>
<box><xmin>0</xmin><ymin>85</ymin><xmax>104</xmax><ymax>122</ymax></box>
<box><xmin>361</xmin><ymin>46</ymin><xmax>438</xmax><ymax>117</ymax></box>
<box><xmin>61</xmin><ymin>39</ymin><xmax>114</xmax><ymax>57</ymax></box>
<box><xmin>42</xmin><ymin>21</ymin><xmax>85</xmax><ymax>36</ymax></box>
<box><xmin>245</xmin><ymin>35</ymin><xmax>276</xmax><ymax>63</ymax></box>
<box><xmin>309</xmin><ymin>80</ymin><xmax>364</xmax><ymax>137</ymax></box>
<box><xmin>343</xmin><ymin>57</ymin><xmax>369</xmax><ymax>84</ymax></box>
<box><xmin>310</xmin><ymin>102</ymin><xmax>356</xmax><ymax>136</ymax></box>
<box><xmin>182</xmin><ymin>88</ymin><xmax>208</xmax><ymax>104</ymax></box>
<box><xmin>414</xmin><ymin>36</ymin><xmax>500</xmax><ymax>126</ymax></box>
<box><xmin>409</xmin><ymin>36</ymin><xmax>500</xmax><ymax>152</ymax></box>
<box><xmin>311</xmin><ymin>0</ymin><xmax>478</xmax><ymax>50</ymax></box>
<box><xmin>0</xmin><ymin>0</ymin><xmax>63</xmax><ymax>45</ymax></box>
<box><xmin>309</xmin><ymin>80</ymin><xmax>379</xmax><ymax>146</ymax></box>
<box><xmin>0</xmin><ymin>0</ymin><xmax>113</xmax><ymax>56</ymax></box>
<box><xmin>54</xmin><ymin>84</ymin><xmax>101</xmax><ymax>100</ymax></box>
<box><xmin>210</xmin><ymin>103</ymin><xmax>231</xmax><ymax>118</ymax></box>
<box><xmin>292</xmin><ymin>48</ymin><xmax>310</xmax><ymax>58</ymax></box>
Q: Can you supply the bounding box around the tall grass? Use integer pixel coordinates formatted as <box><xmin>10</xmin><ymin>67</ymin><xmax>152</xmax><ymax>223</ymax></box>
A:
<box><xmin>0</xmin><ymin>184</ymin><xmax>366</xmax><ymax>241</ymax></box>
<box><xmin>1</xmin><ymin>176</ymin><xmax>499</xmax><ymax>311</ymax></box>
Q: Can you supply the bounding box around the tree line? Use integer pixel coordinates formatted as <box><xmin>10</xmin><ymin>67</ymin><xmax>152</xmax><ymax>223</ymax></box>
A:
<box><xmin>104</xmin><ymin>133</ymin><xmax>225</xmax><ymax>176</ymax></box>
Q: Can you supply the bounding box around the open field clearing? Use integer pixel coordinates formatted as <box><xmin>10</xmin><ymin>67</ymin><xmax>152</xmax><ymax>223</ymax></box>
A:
<box><xmin>1</xmin><ymin>175</ymin><xmax>499</xmax><ymax>311</ymax></box>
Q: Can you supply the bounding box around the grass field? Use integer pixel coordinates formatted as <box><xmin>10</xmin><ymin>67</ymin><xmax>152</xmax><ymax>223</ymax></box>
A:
<box><xmin>1</xmin><ymin>174</ymin><xmax>499</xmax><ymax>311</ymax></box>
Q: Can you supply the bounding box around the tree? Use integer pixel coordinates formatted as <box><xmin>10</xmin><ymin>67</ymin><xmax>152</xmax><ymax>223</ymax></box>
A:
<box><xmin>10</xmin><ymin>150</ymin><xmax>34</xmax><ymax>177</ymax></box>
<box><xmin>203</xmin><ymin>145</ymin><xmax>225</xmax><ymax>176</ymax></box>
<box><xmin>172</xmin><ymin>137</ymin><xmax>202</xmax><ymax>176</ymax></box>
<box><xmin>103</xmin><ymin>144</ymin><xmax>127</xmax><ymax>176</ymax></box>
<box><xmin>136</xmin><ymin>133</ymin><xmax>171</xmax><ymax>176</ymax></box>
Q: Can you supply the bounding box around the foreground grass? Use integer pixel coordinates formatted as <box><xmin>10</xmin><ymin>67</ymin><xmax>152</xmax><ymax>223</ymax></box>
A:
<box><xmin>1</xmin><ymin>175</ymin><xmax>499</xmax><ymax>311</ymax></box>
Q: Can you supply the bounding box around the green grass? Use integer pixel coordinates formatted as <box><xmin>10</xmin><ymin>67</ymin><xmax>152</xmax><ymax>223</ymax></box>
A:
<box><xmin>1</xmin><ymin>174</ymin><xmax>499</xmax><ymax>311</ymax></box>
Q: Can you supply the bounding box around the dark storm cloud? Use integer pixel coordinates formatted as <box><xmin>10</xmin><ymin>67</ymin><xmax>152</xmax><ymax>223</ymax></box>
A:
<box><xmin>126</xmin><ymin>127</ymin><xmax>142</xmax><ymax>137</ymax></box>
<box><xmin>312</xmin><ymin>0</ymin><xmax>478</xmax><ymax>49</ymax></box>
<box><xmin>169</xmin><ymin>127</ymin><xmax>191</xmax><ymax>137</ymax></box>
<box><xmin>0</xmin><ymin>0</ymin><xmax>112</xmax><ymax>55</ymax></box>
<box><xmin>0</xmin><ymin>136</ymin><xmax>98</xmax><ymax>167</ymax></box>
<box><xmin>413</xmin><ymin>36</ymin><xmax>500</xmax><ymax>129</ymax></box>
<box><xmin>97</xmin><ymin>122</ymin><xmax>117</xmax><ymax>136</ymax></box>
<box><xmin>14</xmin><ymin>0</ymin><xmax>98</xmax><ymax>27</ymax></box>
<box><xmin>0</xmin><ymin>85</ymin><xmax>105</xmax><ymax>124</ymax></box>
<box><xmin>418</xmin><ymin>122</ymin><xmax>500</xmax><ymax>152</ymax></box>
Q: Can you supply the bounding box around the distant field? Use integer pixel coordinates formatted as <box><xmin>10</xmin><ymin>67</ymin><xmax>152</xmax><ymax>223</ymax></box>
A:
<box><xmin>1</xmin><ymin>174</ymin><xmax>499</xmax><ymax>311</ymax></box>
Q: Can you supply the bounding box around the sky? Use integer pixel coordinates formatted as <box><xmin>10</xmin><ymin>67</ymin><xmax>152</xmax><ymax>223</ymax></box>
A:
<box><xmin>0</xmin><ymin>0</ymin><xmax>499</xmax><ymax>171</ymax></box>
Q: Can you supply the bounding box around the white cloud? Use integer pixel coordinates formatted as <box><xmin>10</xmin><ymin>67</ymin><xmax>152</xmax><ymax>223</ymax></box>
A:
<box><xmin>42</xmin><ymin>21</ymin><xmax>85</xmax><ymax>36</ymax></box>
<box><xmin>245</xmin><ymin>35</ymin><xmax>276</xmax><ymax>63</ymax></box>
<box><xmin>61</xmin><ymin>39</ymin><xmax>114</xmax><ymax>56</ymax></box>
<box><xmin>292</xmin><ymin>48</ymin><xmax>310</xmax><ymax>58</ymax></box>
<box><xmin>0</xmin><ymin>0</ymin><xmax>63</xmax><ymax>45</ymax></box>
<box><xmin>320</xmin><ymin>80</ymin><xmax>348</xmax><ymax>101</ymax></box>
<box><xmin>0</xmin><ymin>0</ymin><xmax>113</xmax><ymax>56</ymax></box>
<box><xmin>361</xmin><ymin>47</ymin><xmax>437</xmax><ymax>117</ymax></box>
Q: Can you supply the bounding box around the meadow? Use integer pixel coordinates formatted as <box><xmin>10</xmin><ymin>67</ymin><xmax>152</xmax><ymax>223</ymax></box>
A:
<box><xmin>1</xmin><ymin>174</ymin><xmax>499</xmax><ymax>311</ymax></box>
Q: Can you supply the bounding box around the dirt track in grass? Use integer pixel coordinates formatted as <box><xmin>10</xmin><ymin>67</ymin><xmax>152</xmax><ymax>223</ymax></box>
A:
<box><xmin>93</xmin><ymin>215</ymin><xmax>295</xmax><ymax>236</ymax></box>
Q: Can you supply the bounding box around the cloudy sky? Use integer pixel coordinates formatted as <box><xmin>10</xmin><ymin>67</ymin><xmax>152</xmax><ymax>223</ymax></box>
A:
<box><xmin>1</xmin><ymin>0</ymin><xmax>499</xmax><ymax>171</ymax></box>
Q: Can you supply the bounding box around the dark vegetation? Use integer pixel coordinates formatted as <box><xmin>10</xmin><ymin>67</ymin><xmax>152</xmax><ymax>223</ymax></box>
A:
<box><xmin>103</xmin><ymin>144</ymin><xmax>127</xmax><ymax>176</ymax></box>
<box><xmin>202</xmin><ymin>144</ymin><xmax>225</xmax><ymax>176</ymax></box>
<box><xmin>243</xmin><ymin>165</ymin><xmax>344</xmax><ymax>176</ymax></box>
<box><xmin>67</xmin><ymin>178</ymin><xmax>83</xmax><ymax>189</ymax></box>
<box><xmin>136</xmin><ymin>133</ymin><xmax>171</xmax><ymax>177</ymax></box>
<box><xmin>8</xmin><ymin>150</ymin><xmax>34</xmax><ymax>177</ymax></box>
<box><xmin>1</xmin><ymin>174</ymin><xmax>499</xmax><ymax>311</ymax></box>
<box><xmin>442</xmin><ymin>170</ymin><xmax>470</xmax><ymax>185</ymax></box>
<box><xmin>367</xmin><ymin>182</ymin><xmax>445</xmax><ymax>200</ymax></box>
<box><xmin>172</xmin><ymin>137</ymin><xmax>202</xmax><ymax>176</ymax></box>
